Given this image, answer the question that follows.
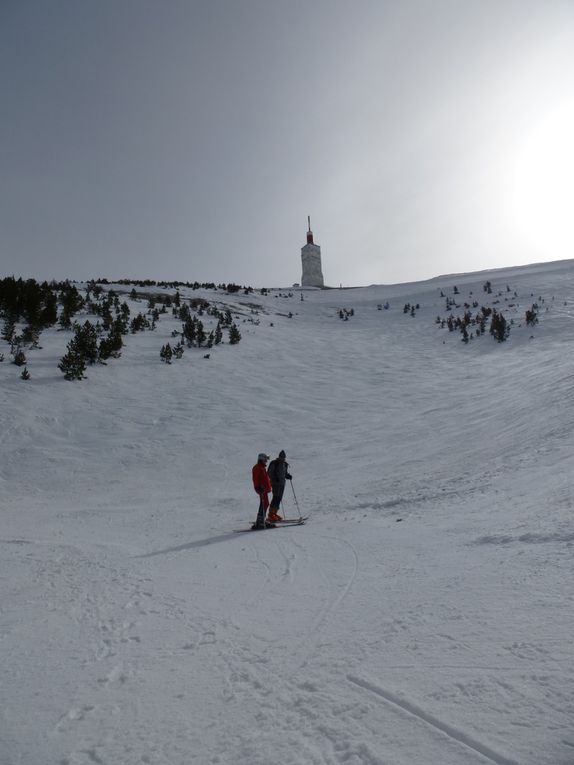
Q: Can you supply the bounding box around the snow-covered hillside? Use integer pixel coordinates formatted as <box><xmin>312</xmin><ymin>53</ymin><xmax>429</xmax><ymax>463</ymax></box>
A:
<box><xmin>1</xmin><ymin>260</ymin><xmax>574</xmax><ymax>765</ymax></box>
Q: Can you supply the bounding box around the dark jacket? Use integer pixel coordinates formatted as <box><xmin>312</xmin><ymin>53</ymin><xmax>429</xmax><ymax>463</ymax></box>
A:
<box><xmin>267</xmin><ymin>459</ymin><xmax>291</xmax><ymax>490</ymax></box>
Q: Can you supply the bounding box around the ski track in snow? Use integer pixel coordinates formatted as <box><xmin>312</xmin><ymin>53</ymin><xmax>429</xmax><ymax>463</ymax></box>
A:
<box><xmin>347</xmin><ymin>675</ymin><xmax>519</xmax><ymax>765</ymax></box>
<box><xmin>294</xmin><ymin>533</ymin><xmax>360</xmax><ymax>672</ymax></box>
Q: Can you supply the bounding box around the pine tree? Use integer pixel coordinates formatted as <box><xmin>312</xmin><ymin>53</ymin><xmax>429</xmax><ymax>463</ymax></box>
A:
<box><xmin>20</xmin><ymin>366</ymin><xmax>30</xmax><ymax>380</ymax></box>
<box><xmin>182</xmin><ymin>315</ymin><xmax>196</xmax><ymax>346</ymax></box>
<box><xmin>214</xmin><ymin>321</ymin><xmax>223</xmax><ymax>345</ymax></box>
<box><xmin>99</xmin><ymin>326</ymin><xmax>123</xmax><ymax>360</ymax></box>
<box><xmin>12</xmin><ymin>348</ymin><xmax>26</xmax><ymax>366</ymax></box>
<box><xmin>160</xmin><ymin>343</ymin><xmax>173</xmax><ymax>364</ymax></box>
<box><xmin>22</xmin><ymin>324</ymin><xmax>41</xmax><ymax>348</ymax></box>
<box><xmin>57</xmin><ymin>321</ymin><xmax>98</xmax><ymax>379</ymax></box>
<box><xmin>76</xmin><ymin>321</ymin><xmax>99</xmax><ymax>364</ymax></box>
<box><xmin>525</xmin><ymin>305</ymin><xmax>539</xmax><ymax>326</ymax></box>
<box><xmin>2</xmin><ymin>317</ymin><xmax>16</xmax><ymax>343</ymax></box>
<box><xmin>195</xmin><ymin>319</ymin><xmax>206</xmax><ymax>347</ymax></box>
<box><xmin>58</xmin><ymin>284</ymin><xmax>84</xmax><ymax>328</ymax></box>
<box><xmin>229</xmin><ymin>323</ymin><xmax>241</xmax><ymax>345</ymax></box>
<box><xmin>489</xmin><ymin>309</ymin><xmax>509</xmax><ymax>342</ymax></box>
<box><xmin>58</xmin><ymin>344</ymin><xmax>87</xmax><ymax>380</ymax></box>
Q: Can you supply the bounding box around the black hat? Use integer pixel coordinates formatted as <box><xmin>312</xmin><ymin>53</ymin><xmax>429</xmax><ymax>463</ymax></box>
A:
<box><xmin>279</xmin><ymin>450</ymin><xmax>286</xmax><ymax>458</ymax></box>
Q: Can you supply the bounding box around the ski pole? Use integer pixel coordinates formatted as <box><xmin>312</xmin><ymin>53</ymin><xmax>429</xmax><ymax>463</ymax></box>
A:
<box><xmin>289</xmin><ymin>478</ymin><xmax>302</xmax><ymax>518</ymax></box>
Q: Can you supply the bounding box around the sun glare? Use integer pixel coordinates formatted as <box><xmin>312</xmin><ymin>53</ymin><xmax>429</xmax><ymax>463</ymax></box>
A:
<box><xmin>510</xmin><ymin>103</ymin><xmax>574</xmax><ymax>261</ymax></box>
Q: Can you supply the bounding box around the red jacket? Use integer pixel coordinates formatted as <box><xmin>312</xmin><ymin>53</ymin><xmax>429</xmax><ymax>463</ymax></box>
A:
<box><xmin>252</xmin><ymin>462</ymin><xmax>272</xmax><ymax>494</ymax></box>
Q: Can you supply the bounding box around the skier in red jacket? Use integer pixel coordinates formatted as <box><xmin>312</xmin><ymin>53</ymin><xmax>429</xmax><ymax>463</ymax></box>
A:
<box><xmin>252</xmin><ymin>453</ymin><xmax>272</xmax><ymax>529</ymax></box>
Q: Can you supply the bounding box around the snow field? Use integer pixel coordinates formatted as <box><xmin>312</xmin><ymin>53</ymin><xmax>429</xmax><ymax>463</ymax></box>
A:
<box><xmin>1</xmin><ymin>259</ymin><xmax>574</xmax><ymax>764</ymax></box>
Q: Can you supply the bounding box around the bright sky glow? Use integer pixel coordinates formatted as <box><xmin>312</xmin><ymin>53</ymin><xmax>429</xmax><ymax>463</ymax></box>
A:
<box><xmin>510</xmin><ymin>103</ymin><xmax>574</xmax><ymax>262</ymax></box>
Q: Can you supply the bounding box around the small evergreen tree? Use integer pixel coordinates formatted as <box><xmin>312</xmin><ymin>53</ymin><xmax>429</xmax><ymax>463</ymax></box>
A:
<box><xmin>58</xmin><ymin>284</ymin><xmax>84</xmax><ymax>328</ymax></box>
<box><xmin>229</xmin><ymin>323</ymin><xmax>241</xmax><ymax>345</ymax></box>
<box><xmin>195</xmin><ymin>319</ymin><xmax>206</xmax><ymax>347</ymax></box>
<box><xmin>58</xmin><ymin>345</ymin><xmax>87</xmax><ymax>380</ymax></box>
<box><xmin>160</xmin><ymin>343</ymin><xmax>173</xmax><ymax>363</ymax></box>
<box><xmin>76</xmin><ymin>321</ymin><xmax>99</xmax><ymax>364</ymax></box>
<box><xmin>13</xmin><ymin>348</ymin><xmax>26</xmax><ymax>366</ymax></box>
<box><xmin>2</xmin><ymin>317</ymin><xmax>16</xmax><ymax>343</ymax></box>
<box><xmin>525</xmin><ymin>305</ymin><xmax>539</xmax><ymax>326</ymax></box>
<box><xmin>182</xmin><ymin>315</ymin><xmax>196</xmax><ymax>346</ymax></box>
<box><xmin>22</xmin><ymin>325</ymin><xmax>41</xmax><ymax>348</ymax></box>
<box><xmin>489</xmin><ymin>309</ymin><xmax>509</xmax><ymax>342</ymax></box>
<box><xmin>99</xmin><ymin>326</ymin><xmax>123</xmax><ymax>360</ymax></box>
<box><xmin>20</xmin><ymin>366</ymin><xmax>30</xmax><ymax>380</ymax></box>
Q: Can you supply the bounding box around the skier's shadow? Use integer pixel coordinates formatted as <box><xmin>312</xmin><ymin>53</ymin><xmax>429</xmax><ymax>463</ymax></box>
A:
<box><xmin>136</xmin><ymin>532</ymin><xmax>240</xmax><ymax>559</ymax></box>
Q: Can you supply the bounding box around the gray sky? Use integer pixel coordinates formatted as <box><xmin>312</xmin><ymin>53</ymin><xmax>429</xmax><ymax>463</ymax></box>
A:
<box><xmin>2</xmin><ymin>1</ymin><xmax>574</xmax><ymax>287</ymax></box>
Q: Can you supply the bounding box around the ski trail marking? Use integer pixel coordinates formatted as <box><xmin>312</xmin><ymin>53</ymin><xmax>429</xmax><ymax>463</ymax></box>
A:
<box><xmin>297</xmin><ymin>534</ymin><xmax>359</xmax><ymax>671</ymax></box>
<box><xmin>347</xmin><ymin>674</ymin><xmax>519</xmax><ymax>765</ymax></box>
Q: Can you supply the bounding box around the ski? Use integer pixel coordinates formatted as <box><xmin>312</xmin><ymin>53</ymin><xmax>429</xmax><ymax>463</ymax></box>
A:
<box><xmin>234</xmin><ymin>526</ymin><xmax>275</xmax><ymax>533</ymax></box>
<box><xmin>234</xmin><ymin>519</ymin><xmax>306</xmax><ymax>533</ymax></box>
<box><xmin>274</xmin><ymin>516</ymin><xmax>308</xmax><ymax>524</ymax></box>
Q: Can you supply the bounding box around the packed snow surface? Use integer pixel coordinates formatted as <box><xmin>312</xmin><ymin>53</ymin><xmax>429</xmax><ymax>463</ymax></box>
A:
<box><xmin>1</xmin><ymin>260</ymin><xmax>574</xmax><ymax>765</ymax></box>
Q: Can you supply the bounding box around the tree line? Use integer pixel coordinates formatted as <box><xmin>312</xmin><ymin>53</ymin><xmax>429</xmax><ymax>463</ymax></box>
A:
<box><xmin>0</xmin><ymin>277</ymin><xmax>243</xmax><ymax>381</ymax></box>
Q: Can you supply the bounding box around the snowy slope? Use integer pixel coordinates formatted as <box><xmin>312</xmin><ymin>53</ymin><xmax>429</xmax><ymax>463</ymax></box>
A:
<box><xmin>1</xmin><ymin>260</ymin><xmax>574</xmax><ymax>765</ymax></box>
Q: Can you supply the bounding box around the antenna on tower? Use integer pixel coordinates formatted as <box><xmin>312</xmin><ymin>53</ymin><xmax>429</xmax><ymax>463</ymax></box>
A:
<box><xmin>306</xmin><ymin>215</ymin><xmax>314</xmax><ymax>244</ymax></box>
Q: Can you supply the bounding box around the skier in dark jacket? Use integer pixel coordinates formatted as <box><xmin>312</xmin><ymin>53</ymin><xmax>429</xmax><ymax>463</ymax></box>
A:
<box><xmin>267</xmin><ymin>450</ymin><xmax>292</xmax><ymax>522</ymax></box>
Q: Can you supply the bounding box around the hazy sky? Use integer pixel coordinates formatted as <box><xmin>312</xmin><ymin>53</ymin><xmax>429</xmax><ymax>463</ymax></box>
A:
<box><xmin>2</xmin><ymin>1</ymin><xmax>574</xmax><ymax>287</ymax></box>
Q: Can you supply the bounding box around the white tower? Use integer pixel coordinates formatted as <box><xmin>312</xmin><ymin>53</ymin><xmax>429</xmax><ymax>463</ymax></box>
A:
<box><xmin>301</xmin><ymin>216</ymin><xmax>324</xmax><ymax>287</ymax></box>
